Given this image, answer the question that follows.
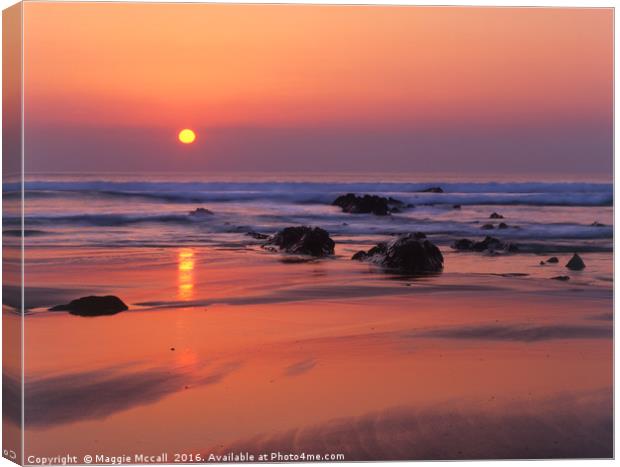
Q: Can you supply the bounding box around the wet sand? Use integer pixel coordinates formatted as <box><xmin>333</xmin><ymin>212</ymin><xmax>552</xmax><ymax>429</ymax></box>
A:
<box><xmin>6</xmin><ymin>241</ymin><xmax>612</xmax><ymax>460</ymax></box>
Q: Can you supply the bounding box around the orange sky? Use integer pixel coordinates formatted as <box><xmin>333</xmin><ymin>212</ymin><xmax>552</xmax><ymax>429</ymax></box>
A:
<box><xmin>19</xmin><ymin>3</ymin><xmax>613</xmax><ymax>175</ymax></box>
<box><xmin>24</xmin><ymin>3</ymin><xmax>612</xmax><ymax>129</ymax></box>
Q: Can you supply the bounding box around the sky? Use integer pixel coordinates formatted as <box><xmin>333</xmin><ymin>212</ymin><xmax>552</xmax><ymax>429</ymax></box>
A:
<box><xmin>22</xmin><ymin>3</ymin><xmax>613</xmax><ymax>177</ymax></box>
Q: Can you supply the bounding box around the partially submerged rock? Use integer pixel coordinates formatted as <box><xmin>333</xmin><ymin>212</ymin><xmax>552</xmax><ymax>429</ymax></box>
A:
<box><xmin>546</xmin><ymin>256</ymin><xmax>559</xmax><ymax>264</ymax></box>
<box><xmin>489</xmin><ymin>212</ymin><xmax>504</xmax><ymax>219</ymax></box>
<box><xmin>50</xmin><ymin>295</ymin><xmax>128</xmax><ymax>317</ymax></box>
<box><xmin>452</xmin><ymin>204</ymin><xmax>462</xmax><ymax>209</ymax></box>
<box><xmin>246</xmin><ymin>231</ymin><xmax>269</xmax><ymax>240</ymax></box>
<box><xmin>451</xmin><ymin>236</ymin><xmax>518</xmax><ymax>253</ymax></box>
<box><xmin>481</xmin><ymin>223</ymin><xmax>495</xmax><ymax>230</ymax></box>
<box><xmin>189</xmin><ymin>207</ymin><xmax>214</xmax><ymax>217</ymax></box>
<box><xmin>452</xmin><ymin>239</ymin><xmax>475</xmax><ymax>251</ymax></box>
<box><xmin>332</xmin><ymin>193</ymin><xmax>403</xmax><ymax>216</ymax></box>
<box><xmin>419</xmin><ymin>187</ymin><xmax>444</xmax><ymax>193</ymax></box>
<box><xmin>498</xmin><ymin>222</ymin><xmax>509</xmax><ymax>229</ymax></box>
<box><xmin>591</xmin><ymin>221</ymin><xmax>605</xmax><ymax>227</ymax></box>
<box><xmin>265</xmin><ymin>226</ymin><xmax>334</xmax><ymax>257</ymax></box>
<box><xmin>551</xmin><ymin>276</ymin><xmax>570</xmax><ymax>281</ymax></box>
<box><xmin>566</xmin><ymin>253</ymin><xmax>586</xmax><ymax>271</ymax></box>
<box><xmin>352</xmin><ymin>233</ymin><xmax>443</xmax><ymax>274</ymax></box>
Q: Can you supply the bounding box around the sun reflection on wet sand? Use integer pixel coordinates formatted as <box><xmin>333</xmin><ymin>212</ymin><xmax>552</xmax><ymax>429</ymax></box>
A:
<box><xmin>177</xmin><ymin>248</ymin><xmax>195</xmax><ymax>300</ymax></box>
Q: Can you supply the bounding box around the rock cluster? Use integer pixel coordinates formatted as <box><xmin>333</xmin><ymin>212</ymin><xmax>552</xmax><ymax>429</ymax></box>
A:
<box><xmin>451</xmin><ymin>236</ymin><xmax>518</xmax><ymax>253</ymax></box>
<box><xmin>332</xmin><ymin>193</ymin><xmax>405</xmax><ymax>216</ymax></box>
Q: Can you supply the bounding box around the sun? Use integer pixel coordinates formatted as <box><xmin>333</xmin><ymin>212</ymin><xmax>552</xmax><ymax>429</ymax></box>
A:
<box><xmin>178</xmin><ymin>128</ymin><xmax>196</xmax><ymax>144</ymax></box>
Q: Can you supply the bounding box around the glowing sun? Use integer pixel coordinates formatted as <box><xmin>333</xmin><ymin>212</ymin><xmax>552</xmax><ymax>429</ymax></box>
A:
<box><xmin>178</xmin><ymin>128</ymin><xmax>196</xmax><ymax>144</ymax></box>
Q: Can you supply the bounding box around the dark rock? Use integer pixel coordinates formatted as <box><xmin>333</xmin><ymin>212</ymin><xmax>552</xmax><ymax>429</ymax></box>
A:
<box><xmin>351</xmin><ymin>250</ymin><xmax>367</xmax><ymax>261</ymax></box>
<box><xmin>413</xmin><ymin>232</ymin><xmax>427</xmax><ymax>239</ymax></box>
<box><xmin>332</xmin><ymin>193</ymin><xmax>404</xmax><ymax>216</ymax></box>
<box><xmin>453</xmin><ymin>236</ymin><xmax>514</xmax><ymax>253</ymax></box>
<box><xmin>387</xmin><ymin>197</ymin><xmax>405</xmax><ymax>206</ymax></box>
<box><xmin>452</xmin><ymin>239</ymin><xmax>475</xmax><ymax>251</ymax></box>
<box><xmin>591</xmin><ymin>221</ymin><xmax>605</xmax><ymax>227</ymax></box>
<box><xmin>367</xmin><ymin>243</ymin><xmax>388</xmax><ymax>256</ymax></box>
<box><xmin>189</xmin><ymin>207</ymin><xmax>213</xmax><ymax>217</ymax></box>
<box><xmin>473</xmin><ymin>236</ymin><xmax>504</xmax><ymax>252</ymax></box>
<box><xmin>481</xmin><ymin>223</ymin><xmax>495</xmax><ymax>230</ymax></box>
<box><xmin>246</xmin><ymin>231</ymin><xmax>269</xmax><ymax>240</ymax></box>
<box><xmin>49</xmin><ymin>295</ymin><xmax>128</xmax><ymax>317</ymax></box>
<box><xmin>539</xmin><ymin>261</ymin><xmax>545</xmax><ymax>265</ymax></box>
<box><xmin>489</xmin><ymin>212</ymin><xmax>504</xmax><ymax>219</ymax></box>
<box><xmin>551</xmin><ymin>276</ymin><xmax>570</xmax><ymax>281</ymax></box>
<box><xmin>265</xmin><ymin>226</ymin><xmax>334</xmax><ymax>257</ymax></box>
<box><xmin>546</xmin><ymin>256</ymin><xmax>559</xmax><ymax>264</ymax></box>
<box><xmin>419</xmin><ymin>187</ymin><xmax>444</xmax><ymax>193</ymax></box>
<box><xmin>498</xmin><ymin>222</ymin><xmax>508</xmax><ymax>229</ymax></box>
<box><xmin>566</xmin><ymin>253</ymin><xmax>586</xmax><ymax>271</ymax></box>
<box><xmin>352</xmin><ymin>234</ymin><xmax>443</xmax><ymax>274</ymax></box>
<box><xmin>452</xmin><ymin>204</ymin><xmax>461</xmax><ymax>209</ymax></box>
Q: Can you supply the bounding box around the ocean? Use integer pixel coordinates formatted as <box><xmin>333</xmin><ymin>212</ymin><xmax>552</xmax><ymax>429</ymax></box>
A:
<box><xmin>5</xmin><ymin>173</ymin><xmax>614</xmax><ymax>254</ymax></box>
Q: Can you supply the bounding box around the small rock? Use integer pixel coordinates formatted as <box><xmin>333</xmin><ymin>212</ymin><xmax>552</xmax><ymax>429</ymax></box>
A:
<box><xmin>551</xmin><ymin>276</ymin><xmax>570</xmax><ymax>281</ymax></box>
<box><xmin>265</xmin><ymin>226</ymin><xmax>335</xmax><ymax>257</ymax></box>
<box><xmin>351</xmin><ymin>250</ymin><xmax>367</xmax><ymax>261</ymax></box>
<box><xmin>489</xmin><ymin>212</ymin><xmax>504</xmax><ymax>219</ymax></box>
<box><xmin>189</xmin><ymin>208</ymin><xmax>213</xmax><ymax>217</ymax></box>
<box><xmin>566</xmin><ymin>253</ymin><xmax>586</xmax><ymax>271</ymax></box>
<box><xmin>539</xmin><ymin>261</ymin><xmax>545</xmax><ymax>265</ymax></box>
<box><xmin>546</xmin><ymin>257</ymin><xmax>559</xmax><ymax>264</ymax></box>
<box><xmin>498</xmin><ymin>222</ymin><xmax>508</xmax><ymax>229</ymax></box>
<box><xmin>452</xmin><ymin>204</ymin><xmax>461</xmax><ymax>209</ymax></box>
<box><xmin>474</xmin><ymin>236</ymin><xmax>503</xmax><ymax>252</ymax></box>
<box><xmin>419</xmin><ymin>187</ymin><xmax>444</xmax><ymax>193</ymax></box>
<box><xmin>452</xmin><ymin>236</ymin><xmax>515</xmax><ymax>253</ymax></box>
<box><xmin>452</xmin><ymin>239</ymin><xmax>475</xmax><ymax>251</ymax></box>
<box><xmin>481</xmin><ymin>223</ymin><xmax>495</xmax><ymax>230</ymax></box>
<box><xmin>591</xmin><ymin>221</ymin><xmax>605</xmax><ymax>227</ymax></box>
<box><xmin>246</xmin><ymin>231</ymin><xmax>269</xmax><ymax>240</ymax></box>
<box><xmin>387</xmin><ymin>197</ymin><xmax>405</xmax><ymax>206</ymax></box>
